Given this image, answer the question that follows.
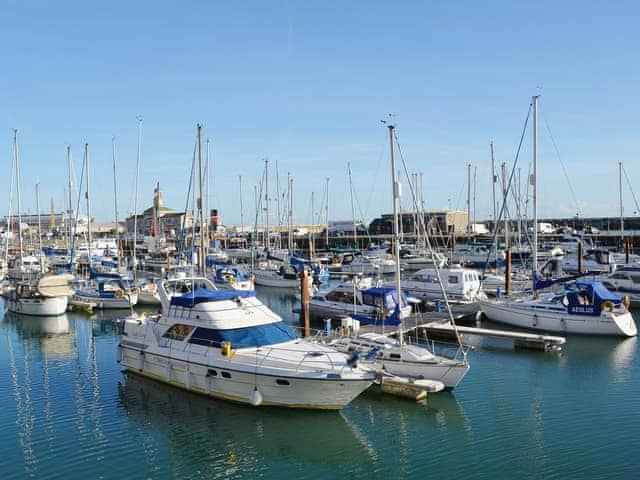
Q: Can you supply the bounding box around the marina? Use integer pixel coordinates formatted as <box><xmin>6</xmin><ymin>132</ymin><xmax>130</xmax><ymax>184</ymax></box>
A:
<box><xmin>3</xmin><ymin>1</ymin><xmax>640</xmax><ymax>478</ymax></box>
<box><xmin>1</xmin><ymin>290</ymin><xmax>638</xmax><ymax>479</ymax></box>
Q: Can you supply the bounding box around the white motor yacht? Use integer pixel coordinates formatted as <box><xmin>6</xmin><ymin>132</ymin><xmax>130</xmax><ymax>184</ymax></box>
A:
<box><xmin>118</xmin><ymin>276</ymin><xmax>374</xmax><ymax>409</ymax></box>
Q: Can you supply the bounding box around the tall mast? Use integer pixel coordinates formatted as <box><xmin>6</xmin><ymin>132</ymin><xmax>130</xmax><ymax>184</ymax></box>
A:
<box><xmin>239</xmin><ymin>175</ymin><xmax>244</xmax><ymax>234</ymax></box>
<box><xmin>532</xmin><ymin>95</ymin><xmax>539</xmax><ymax>291</ymax></box>
<box><xmin>501</xmin><ymin>163</ymin><xmax>510</xmax><ymax>249</ymax></box>
<box><xmin>133</xmin><ymin>117</ymin><xmax>142</xmax><ymax>279</ymax></box>
<box><xmin>388</xmin><ymin>123</ymin><xmax>404</xmax><ymax>345</ymax></box>
<box><xmin>197</xmin><ymin>124</ymin><xmax>206</xmax><ymax>275</ymax></box>
<box><xmin>264</xmin><ymin>159</ymin><xmax>269</xmax><ymax>252</ymax></box>
<box><xmin>112</xmin><ymin>137</ymin><xmax>120</xmax><ymax>261</ymax></box>
<box><xmin>348</xmin><ymin>163</ymin><xmax>357</xmax><ymax>248</ymax></box>
<box><xmin>36</xmin><ymin>182</ymin><xmax>43</xmax><ymax>273</ymax></box>
<box><xmin>85</xmin><ymin>143</ymin><xmax>92</xmax><ymax>269</ymax></box>
<box><xmin>490</xmin><ymin>142</ymin><xmax>497</xmax><ymax>232</ymax></box>
<box><xmin>619</xmin><ymin>161</ymin><xmax>624</xmax><ymax>241</ymax></box>
<box><xmin>287</xmin><ymin>173</ymin><xmax>293</xmax><ymax>253</ymax></box>
<box><xmin>324</xmin><ymin>177</ymin><xmax>330</xmax><ymax>248</ymax></box>
<box><xmin>466</xmin><ymin>163</ymin><xmax>471</xmax><ymax>233</ymax></box>
<box><xmin>14</xmin><ymin>130</ymin><xmax>24</xmax><ymax>277</ymax></box>
<box><xmin>4</xmin><ymin>139</ymin><xmax>16</xmax><ymax>275</ymax></box>
<box><xmin>67</xmin><ymin>146</ymin><xmax>73</xmax><ymax>252</ymax></box>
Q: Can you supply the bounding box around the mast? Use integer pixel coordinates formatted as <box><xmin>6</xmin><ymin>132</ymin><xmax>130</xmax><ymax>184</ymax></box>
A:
<box><xmin>388</xmin><ymin>123</ymin><xmax>404</xmax><ymax>345</ymax></box>
<box><xmin>501</xmin><ymin>162</ymin><xmax>510</xmax><ymax>249</ymax></box>
<box><xmin>532</xmin><ymin>95</ymin><xmax>539</xmax><ymax>292</ymax></box>
<box><xmin>85</xmin><ymin>143</ymin><xmax>92</xmax><ymax>270</ymax></box>
<box><xmin>490</xmin><ymin>142</ymin><xmax>497</xmax><ymax>232</ymax></box>
<box><xmin>67</xmin><ymin>146</ymin><xmax>73</xmax><ymax>252</ymax></box>
<box><xmin>348</xmin><ymin>163</ymin><xmax>357</xmax><ymax>248</ymax></box>
<box><xmin>324</xmin><ymin>177</ymin><xmax>329</xmax><ymax>248</ymax></box>
<box><xmin>36</xmin><ymin>182</ymin><xmax>44</xmax><ymax>273</ymax></box>
<box><xmin>264</xmin><ymin>159</ymin><xmax>269</xmax><ymax>252</ymax></box>
<box><xmin>239</xmin><ymin>175</ymin><xmax>244</xmax><ymax>234</ymax></box>
<box><xmin>619</xmin><ymin>161</ymin><xmax>624</xmax><ymax>241</ymax></box>
<box><xmin>466</xmin><ymin>163</ymin><xmax>472</xmax><ymax>234</ymax></box>
<box><xmin>133</xmin><ymin>117</ymin><xmax>142</xmax><ymax>279</ymax></box>
<box><xmin>14</xmin><ymin>130</ymin><xmax>24</xmax><ymax>279</ymax></box>
<box><xmin>4</xmin><ymin>136</ymin><xmax>16</xmax><ymax>275</ymax></box>
<box><xmin>112</xmin><ymin>137</ymin><xmax>120</xmax><ymax>262</ymax></box>
<box><xmin>287</xmin><ymin>173</ymin><xmax>293</xmax><ymax>253</ymax></box>
<box><xmin>197</xmin><ymin>124</ymin><xmax>206</xmax><ymax>276</ymax></box>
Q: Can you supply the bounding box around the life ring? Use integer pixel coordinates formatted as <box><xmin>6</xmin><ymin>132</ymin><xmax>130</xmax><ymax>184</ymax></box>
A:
<box><xmin>601</xmin><ymin>300</ymin><xmax>614</xmax><ymax>312</ymax></box>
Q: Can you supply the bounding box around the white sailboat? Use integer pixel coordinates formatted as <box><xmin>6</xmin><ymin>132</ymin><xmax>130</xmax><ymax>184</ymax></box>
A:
<box><xmin>478</xmin><ymin>96</ymin><xmax>636</xmax><ymax>337</ymax></box>
<box><xmin>330</xmin><ymin>121</ymin><xmax>470</xmax><ymax>390</ymax></box>
<box><xmin>4</xmin><ymin>131</ymin><xmax>71</xmax><ymax>316</ymax></box>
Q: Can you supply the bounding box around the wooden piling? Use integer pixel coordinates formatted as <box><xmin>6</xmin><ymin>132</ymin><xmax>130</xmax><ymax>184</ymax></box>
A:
<box><xmin>300</xmin><ymin>270</ymin><xmax>310</xmax><ymax>337</ymax></box>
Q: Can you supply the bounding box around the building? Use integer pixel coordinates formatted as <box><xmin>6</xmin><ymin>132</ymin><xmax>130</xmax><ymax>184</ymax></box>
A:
<box><xmin>125</xmin><ymin>183</ymin><xmax>193</xmax><ymax>237</ymax></box>
<box><xmin>368</xmin><ymin>210</ymin><xmax>469</xmax><ymax>236</ymax></box>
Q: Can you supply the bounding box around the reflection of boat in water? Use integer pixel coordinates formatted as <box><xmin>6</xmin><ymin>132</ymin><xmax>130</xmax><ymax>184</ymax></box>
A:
<box><xmin>5</xmin><ymin>312</ymin><xmax>75</xmax><ymax>357</ymax></box>
<box><xmin>118</xmin><ymin>374</ymin><xmax>376</xmax><ymax>470</ymax></box>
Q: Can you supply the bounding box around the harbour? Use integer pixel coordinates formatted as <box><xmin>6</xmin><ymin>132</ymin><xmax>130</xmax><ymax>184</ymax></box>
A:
<box><xmin>1</xmin><ymin>291</ymin><xmax>638</xmax><ymax>479</ymax></box>
<box><xmin>3</xmin><ymin>1</ymin><xmax>640</xmax><ymax>478</ymax></box>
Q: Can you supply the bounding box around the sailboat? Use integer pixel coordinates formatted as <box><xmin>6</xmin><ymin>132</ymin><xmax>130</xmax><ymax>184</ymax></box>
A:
<box><xmin>330</xmin><ymin>121</ymin><xmax>470</xmax><ymax>390</ymax></box>
<box><xmin>478</xmin><ymin>97</ymin><xmax>636</xmax><ymax>337</ymax></box>
<box><xmin>4</xmin><ymin>131</ymin><xmax>72</xmax><ymax>316</ymax></box>
<box><xmin>70</xmin><ymin>144</ymin><xmax>138</xmax><ymax>309</ymax></box>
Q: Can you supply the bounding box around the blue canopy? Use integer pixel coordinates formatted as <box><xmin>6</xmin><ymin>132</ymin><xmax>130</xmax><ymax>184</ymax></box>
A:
<box><xmin>575</xmin><ymin>280</ymin><xmax>621</xmax><ymax>303</ymax></box>
<box><xmin>170</xmin><ymin>287</ymin><xmax>256</xmax><ymax>307</ymax></box>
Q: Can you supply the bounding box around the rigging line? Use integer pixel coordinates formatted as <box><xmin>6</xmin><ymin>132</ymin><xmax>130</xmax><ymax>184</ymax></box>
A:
<box><xmin>541</xmin><ymin>111</ymin><xmax>581</xmax><ymax>216</ymax></box>
<box><xmin>363</xmin><ymin>136</ymin><xmax>387</xmax><ymax>219</ymax></box>
<box><xmin>622</xmin><ymin>164</ymin><xmax>640</xmax><ymax>215</ymax></box>
<box><xmin>394</xmin><ymin>131</ymin><xmax>465</xmax><ymax>345</ymax></box>
<box><xmin>481</xmin><ymin>101</ymin><xmax>533</xmax><ymax>280</ymax></box>
<box><xmin>176</xmin><ymin>138</ymin><xmax>198</xmax><ymax>261</ymax></box>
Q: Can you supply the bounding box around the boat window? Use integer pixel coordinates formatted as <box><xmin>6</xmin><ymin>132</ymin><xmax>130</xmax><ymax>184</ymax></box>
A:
<box><xmin>162</xmin><ymin>324</ymin><xmax>194</xmax><ymax>341</ymax></box>
<box><xmin>389</xmin><ymin>353</ymin><xmax>401</xmax><ymax>359</ymax></box>
<box><xmin>188</xmin><ymin>321</ymin><xmax>297</xmax><ymax>348</ymax></box>
<box><xmin>611</xmin><ymin>273</ymin><xmax>628</xmax><ymax>280</ymax></box>
<box><xmin>631</xmin><ymin>276</ymin><xmax>640</xmax><ymax>284</ymax></box>
<box><xmin>448</xmin><ymin>275</ymin><xmax>458</xmax><ymax>284</ymax></box>
<box><xmin>221</xmin><ymin>372</ymin><xmax>231</xmax><ymax>379</ymax></box>
<box><xmin>207</xmin><ymin>369</ymin><xmax>218</xmax><ymax>377</ymax></box>
<box><xmin>276</xmin><ymin>379</ymin><xmax>290</xmax><ymax>386</ymax></box>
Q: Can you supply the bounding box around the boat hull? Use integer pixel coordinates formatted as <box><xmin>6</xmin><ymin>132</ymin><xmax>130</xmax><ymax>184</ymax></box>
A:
<box><xmin>6</xmin><ymin>295</ymin><xmax>68</xmax><ymax>316</ymax></box>
<box><xmin>118</xmin><ymin>343</ymin><xmax>372</xmax><ymax>409</ymax></box>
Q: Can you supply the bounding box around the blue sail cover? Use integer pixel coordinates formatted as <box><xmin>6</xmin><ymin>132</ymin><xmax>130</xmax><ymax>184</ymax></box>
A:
<box><xmin>170</xmin><ymin>288</ymin><xmax>256</xmax><ymax>307</ymax></box>
<box><xmin>576</xmin><ymin>280</ymin><xmax>621</xmax><ymax>303</ymax></box>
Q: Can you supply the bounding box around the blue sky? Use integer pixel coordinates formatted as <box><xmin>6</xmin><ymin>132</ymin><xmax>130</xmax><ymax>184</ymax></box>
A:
<box><xmin>1</xmin><ymin>1</ymin><xmax>640</xmax><ymax>226</ymax></box>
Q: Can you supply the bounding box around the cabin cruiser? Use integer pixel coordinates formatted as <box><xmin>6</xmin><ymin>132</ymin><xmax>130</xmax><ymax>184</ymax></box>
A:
<box><xmin>599</xmin><ymin>266</ymin><xmax>640</xmax><ymax>307</ymax></box>
<box><xmin>478</xmin><ymin>280</ymin><xmax>637</xmax><ymax>337</ymax></box>
<box><xmin>309</xmin><ymin>277</ymin><xmax>412</xmax><ymax>326</ymax></box>
<box><xmin>389</xmin><ymin>265</ymin><xmax>486</xmax><ymax>305</ymax></box>
<box><xmin>118</xmin><ymin>276</ymin><xmax>374</xmax><ymax>409</ymax></box>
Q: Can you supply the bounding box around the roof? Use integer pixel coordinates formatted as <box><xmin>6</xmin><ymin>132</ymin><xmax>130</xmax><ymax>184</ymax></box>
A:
<box><xmin>170</xmin><ymin>288</ymin><xmax>255</xmax><ymax>307</ymax></box>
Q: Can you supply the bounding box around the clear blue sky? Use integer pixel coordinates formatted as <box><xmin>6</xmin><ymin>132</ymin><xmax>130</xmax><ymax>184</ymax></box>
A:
<box><xmin>2</xmin><ymin>0</ymin><xmax>640</xmax><ymax>226</ymax></box>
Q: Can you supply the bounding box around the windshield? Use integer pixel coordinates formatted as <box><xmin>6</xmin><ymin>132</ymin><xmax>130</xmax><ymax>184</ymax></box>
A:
<box><xmin>188</xmin><ymin>321</ymin><xmax>297</xmax><ymax>348</ymax></box>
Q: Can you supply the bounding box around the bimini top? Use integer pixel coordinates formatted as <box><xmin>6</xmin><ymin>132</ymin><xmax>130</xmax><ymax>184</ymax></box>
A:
<box><xmin>170</xmin><ymin>288</ymin><xmax>256</xmax><ymax>307</ymax></box>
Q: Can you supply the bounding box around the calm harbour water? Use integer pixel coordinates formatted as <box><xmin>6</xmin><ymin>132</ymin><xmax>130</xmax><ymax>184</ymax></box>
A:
<box><xmin>1</xmin><ymin>289</ymin><xmax>638</xmax><ymax>479</ymax></box>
